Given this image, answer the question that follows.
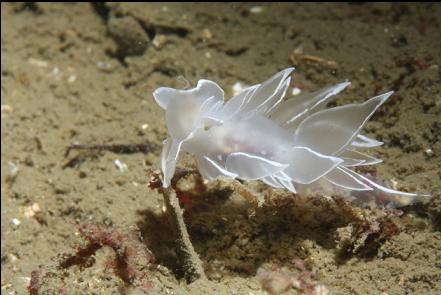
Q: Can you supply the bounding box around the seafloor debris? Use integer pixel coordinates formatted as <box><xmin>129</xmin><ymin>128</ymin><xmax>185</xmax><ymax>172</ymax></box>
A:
<box><xmin>64</xmin><ymin>143</ymin><xmax>151</xmax><ymax>158</ymax></box>
<box><xmin>290</xmin><ymin>48</ymin><xmax>338</xmax><ymax>69</ymax></box>
<box><xmin>6</xmin><ymin>161</ymin><xmax>19</xmax><ymax>184</ymax></box>
<box><xmin>114</xmin><ymin>158</ymin><xmax>128</xmax><ymax>172</ymax></box>
<box><xmin>256</xmin><ymin>259</ymin><xmax>329</xmax><ymax>295</ymax></box>
<box><xmin>28</xmin><ymin>269</ymin><xmax>46</xmax><ymax>295</ymax></box>
<box><xmin>61</xmin><ymin>224</ymin><xmax>155</xmax><ymax>282</ymax></box>
<box><xmin>336</xmin><ymin>215</ymin><xmax>401</xmax><ymax>260</ymax></box>
<box><xmin>28</xmin><ymin>224</ymin><xmax>157</xmax><ymax>294</ymax></box>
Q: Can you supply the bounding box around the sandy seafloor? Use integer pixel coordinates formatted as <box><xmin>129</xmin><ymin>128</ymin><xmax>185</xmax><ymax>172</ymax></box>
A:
<box><xmin>1</xmin><ymin>3</ymin><xmax>441</xmax><ymax>295</ymax></box>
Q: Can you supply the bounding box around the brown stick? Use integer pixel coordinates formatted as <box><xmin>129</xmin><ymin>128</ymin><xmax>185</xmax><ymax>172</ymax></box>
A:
<box><xmin>64</xmin><ymin>143</ymin><xmax>150</xmax><ymax>158</ymax></box>
<box><xmin>160</xmin><ymin>186</ymin><xmax>207</xmax><ymax>282</ymax></box>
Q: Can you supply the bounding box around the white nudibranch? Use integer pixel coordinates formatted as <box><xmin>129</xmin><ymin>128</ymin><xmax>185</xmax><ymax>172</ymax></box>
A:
<box><xmin>153</xmin><ymin>68</ymin><xmax>426</xmax><ymax>207</ymax></box>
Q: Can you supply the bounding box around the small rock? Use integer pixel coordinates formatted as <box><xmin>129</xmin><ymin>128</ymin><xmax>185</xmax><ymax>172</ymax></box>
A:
<box><xmin>114</xmin><ymin>159</ymin><xmax>128</xmax><ymax>173</ymax></box>
<box><xmin>8</xmin><ymin>253</ymin><xmax>18</xmax><ymax>263</ymax></box>
<box><xmin>28</xmin><ymin>58</ymin><xmax>48</xmax><ymax>68</ymax></box>
<box><xmin>22</xmin><ymin>203</ymin><xmax>41</xmax><ymax>218</ymax></box>
<box><xmin>152</xmin><ymin>34</ymin><xmax>168</xmax><ymax>49</ymax></box>
<box><xmin>232</xmin><ymin>81</ymin><xmax>248</xmax><ymax>96</ymax></box>
<box><xmin>1</xmin><ymin>104</ymin><xmax>14</xmax><ymax>113</ymax></box>
<box><xmin>201</xmin><ymin>28</ymin><xmax>213</xmax><ymax>40</ymax></box>
<box><xmin>67</xmin><ymin>74</ymin><xmax>77</xmax><ymax>83</ymax></box>
<box><xmin>96</xmin><ymin>61</ymin><xmax>115</xmax><ymax>73</ymax></box>
<box><xmin>424</xmin><ymin>148</ymin><xmax>434</xmax><ymax>157</ymax></box>
<box><xmin>250</xmin><ymin>6</ymin><xmax>264</xmax><ymax>14</ymax></box>
<box><xmin>11</xmin><ymin>218</ymin><xmax>21</xmax><ymax>227</ymax></box>
<box><xmin>292</xmin><ymin>87</ymin><xmax>302</xmax><ymax>96</ymax></box>
<box><xmin>108</xmin><ymin>16</ymin><xmax>150</xmax><ymax>58</ymax></box>
<box><xmin>6</xmin><ymin>161</ymin><xmax>19</xmax><ymax>183</ymax></box>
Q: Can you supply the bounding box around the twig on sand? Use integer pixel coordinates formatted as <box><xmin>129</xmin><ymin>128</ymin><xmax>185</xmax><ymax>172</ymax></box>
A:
<box><xmin>64</xmin><ymin>143</ymin><xmax>151</xmax><ymax>158</ymax></box>
<box><xmin>290</xmin><ymin>50</ymin><xmax>338</xmax><ymax>69</ymax></box>
<box><xmin>159</xmin><ymin>186</ymin><xmax>207</xmax><ymax>283</ymax></box>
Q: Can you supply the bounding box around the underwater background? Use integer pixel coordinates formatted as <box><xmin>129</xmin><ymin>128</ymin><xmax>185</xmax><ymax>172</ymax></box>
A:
<box><xmin>1</xmin><ymin>3</ymin><xmax>440</xmax><ymax>294</ymax></box>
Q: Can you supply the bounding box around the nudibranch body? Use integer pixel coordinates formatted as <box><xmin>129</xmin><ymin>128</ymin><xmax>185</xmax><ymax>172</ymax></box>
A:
<box><xmin>154</xmin><ymin>68</ymin><xmax>422</xmax><ymax>205</ymax></box>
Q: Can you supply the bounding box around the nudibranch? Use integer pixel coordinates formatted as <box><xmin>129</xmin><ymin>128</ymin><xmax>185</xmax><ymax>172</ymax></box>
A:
<box><xmin>154</xmin><ymin>68</ymin><xmax>424</xmax><ymax>206</ymax></box>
